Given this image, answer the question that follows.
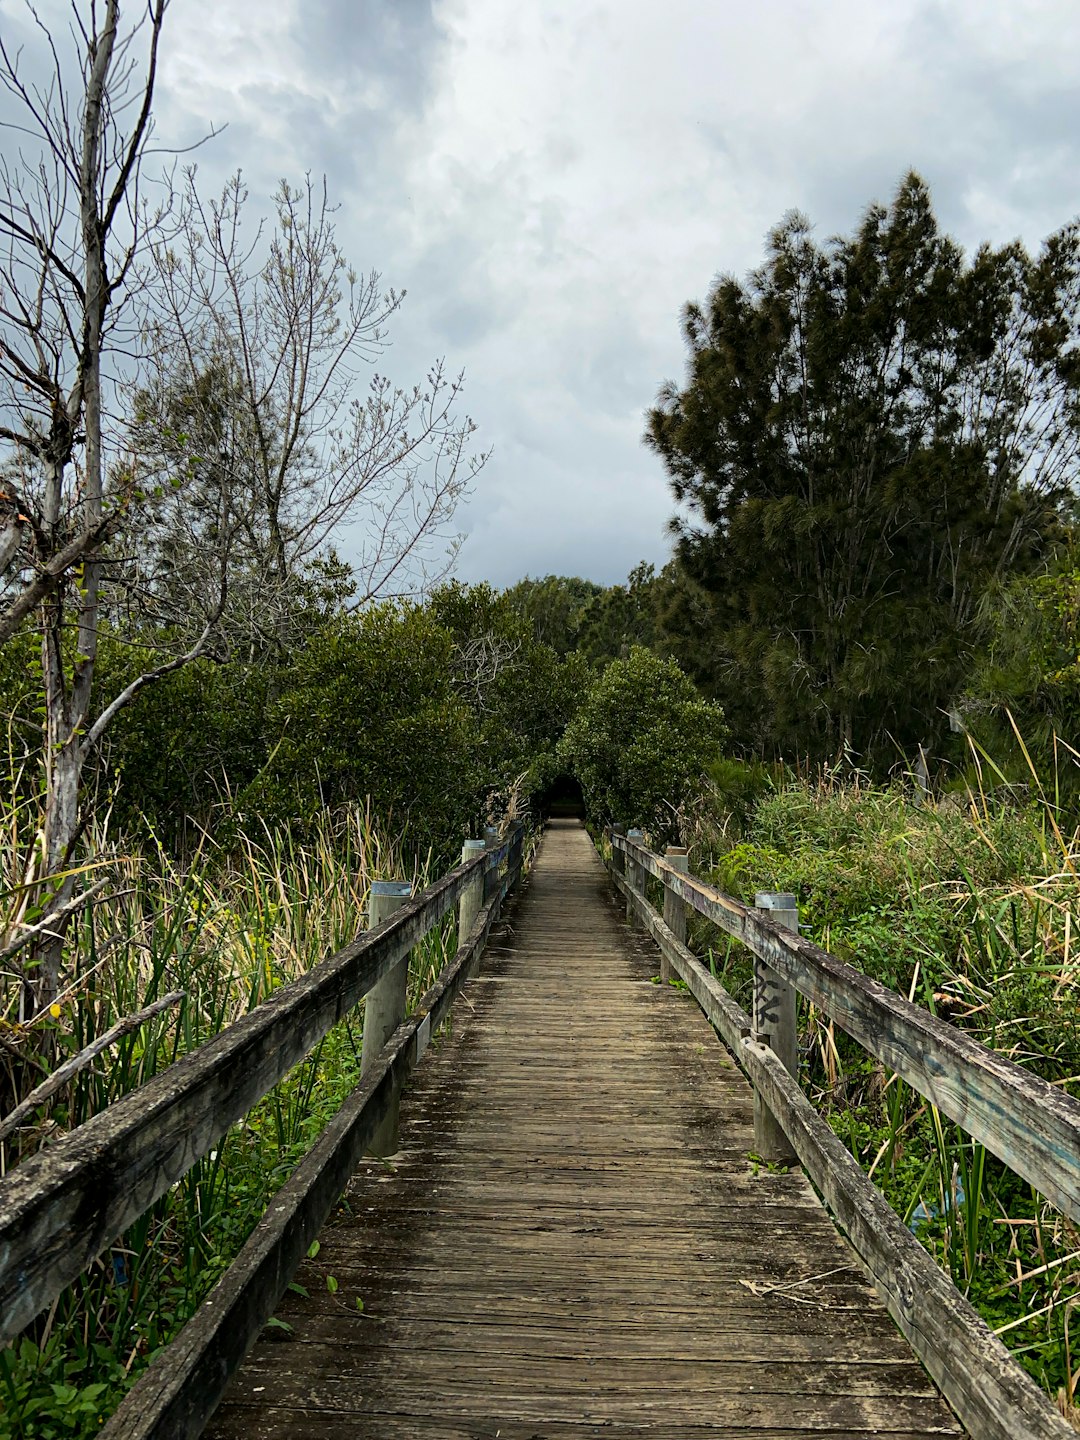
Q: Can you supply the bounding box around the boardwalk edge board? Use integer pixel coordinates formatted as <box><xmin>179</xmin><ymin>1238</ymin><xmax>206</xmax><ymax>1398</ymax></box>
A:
<box><xmin>610</xmin><ymin>841</ymin><xmax>1075</xmax><ymax>1440</ymax></box>
<box><xmin>98</xmin><ymin>859</ymin><xmax>520</xmax><ymax>1440</ymax></box>
<box><xmin>613</xmin><ymin>831</ymin><xmax>1080</xmax><ymax>1222</ymax></box>
<box><xmin>0</xmin><ymin>830</ymin><xmax>520</xmax><ymax>1342</ymax></box>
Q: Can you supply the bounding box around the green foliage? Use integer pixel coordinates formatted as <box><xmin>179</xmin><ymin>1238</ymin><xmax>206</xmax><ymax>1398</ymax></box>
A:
<box><xmin>648</xmin><ymin>172</ymin><xmax>1076</xmax><ymax>765</ymax></box>
<box><xmin>696</xmin><ymin>774</ymin><xmax>1080</xmax><ymax>1402</ymax></box>
<box><xmin>708</xmin><ymin>782</ymin><xmax>1045</xmax><ymax>999</ymax></box>
<box><xmin>245</xmin><ymin>603</ymin><xmax>478</xmax><ymax>861</ymax></box>
<box><xmin>101</xmin><ymin>648</ymin><xmax>271</xmax><ymax>845</ymax></box>
<box><xmin>962</xmin><ymin>543</ymin><xmax>1080</xmax><ymax>788</ymax></box>
<box><xmin>505</xmin><ymin>564</ymin><xmax>665</xmax><ymax>669</ymax></box>
<box><xmin>426</xmin><ymin>581</ymin><xmax>588</xmax><ymax>806</ymax></box>
<box><xmin>0</xmin><ymin>583</ymin><xmax>588</xmax><ymax>868</ymax></box>
<box><xmin>704</xmin><ymin>755</ymin><xmax>783</xmax><ymax>836</ymax></box>
<box><xmin>502</xmin><ymin>574</ymin><xmax>603</xmax><ymax>656</ymax></box>
<box><xmin>557</xmin><ymin>646</ymin><xmax>728</xmax><ymax>840</ymax></box>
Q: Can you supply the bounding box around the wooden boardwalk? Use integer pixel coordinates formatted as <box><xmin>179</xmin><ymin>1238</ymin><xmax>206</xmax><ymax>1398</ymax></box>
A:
<box><xmin>206</xmin><ymin>820</ymin><xmax>961</xmax><ymax>1439</ymax></box>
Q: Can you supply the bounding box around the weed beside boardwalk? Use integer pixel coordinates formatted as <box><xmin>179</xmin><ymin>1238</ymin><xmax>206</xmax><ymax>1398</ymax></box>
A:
<box><xmin>0</xmin><ymin>805</ymin><xmax>453</xmax><ymax>1440</ymax></box>
<box><xmin>692</xmin><ymin>776</ymin><xmax>1080</xmax><ymax>1420</ymax></box>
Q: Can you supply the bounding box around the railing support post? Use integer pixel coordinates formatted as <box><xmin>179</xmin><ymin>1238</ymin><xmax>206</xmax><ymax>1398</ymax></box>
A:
<box><xmin>626</xmin><ymin>828</ymin><xmax>645</xmax><ymax>927</ymax></box>
<box><xmin>507</xmin><ymin>821</ymin><xmax>524</xmax><ymax>894</ymax></box>
<box><xmin>610</xmin><ymin>825</ymin><xmax>626</xmax><ymax>883</ymax></box>
<box><xmin>360</xmin><ymin>879</ymin><xmax>414</xmax><ymax>1155</ymax></box>
<box><xmin>661</xmin><ymin>846</ymin><xmax>690</xmax><ymax>983</ymax></box>
<box><xmin>483</xmin><ymin>825</ymin><xmax>501</xmax><ymax>901</ymax></box>
<box><xmin>752</xmin><ymin>891</ymin><xmax>799</xmax><ymax>1164</ymax></box>
<box><xmin>458</xmin><ymin>839</ymin><xmax>486</xmax><ymax>949</ymax></box>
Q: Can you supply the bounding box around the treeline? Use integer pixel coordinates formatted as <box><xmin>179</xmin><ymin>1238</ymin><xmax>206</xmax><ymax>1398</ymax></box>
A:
<box><xmin>509</xmin><ymin>544</ymin><xmax>1080</xmax><ymax>795</ymax></box>
<box><xmin>511</xmin><ymin>174</ymin><xmax>1080</xmax><ymax>791</ymax></box>
<box><xmin>643</xmin><ymin>173</ymin><xmax>1080</xmax><ymax>782</ymax></box>
<box><xmin>0</xmin><ymin>567</ymin><xmax>735</xmax><ymax>860</ymax></box>
<box><xmin>0</xmin><ymin>579</ymin><xmax>590</xmax><ymax>866</ymax></box>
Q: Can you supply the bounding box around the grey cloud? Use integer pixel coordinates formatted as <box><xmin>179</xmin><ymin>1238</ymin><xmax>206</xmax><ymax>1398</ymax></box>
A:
<box><xmin>297</xmin><ymin>0</ymin><xmax>446</xmax><ymax>95</ymax></box>
<box><xmin>10</xmin><ymin>0</ymin><xmax>1080</xmax><ymax>593</ymax></box>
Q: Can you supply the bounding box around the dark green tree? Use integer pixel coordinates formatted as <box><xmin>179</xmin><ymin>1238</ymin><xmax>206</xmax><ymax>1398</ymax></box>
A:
<box><xmin>502</xmin><ymin>575</ymin><xmax>602</xmax><ymax>656</ymax></box>
<box><xmin>427</xmin><ymin>581</ymin><xmax>589</xmax><ymax>804</ymax></box>
<box><xmin>647</xmin><ymin>174</ymin><xmax>1080</xmax><ymax>764</ymax></box>
<box><xmin>505</xmin><ymin>566</ymin><xmax>665</xmax><ymax>668</ymax></box>
<box><xmin>576</xmin><ymin>563</ymin><xmax>662</xmax><ymax>667</ymax></box>
<box><xmin>557</xmin><ymin>647</ymin><xmax>728</xmax><ymax>841</ymax></box>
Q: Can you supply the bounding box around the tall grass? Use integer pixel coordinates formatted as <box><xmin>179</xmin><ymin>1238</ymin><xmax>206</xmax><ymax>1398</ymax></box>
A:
<box><xmin>692</xmin><ymin>759</ymin><xmax>1080</xmax><ymax>1421</ymax></box>
<box><xmin>0</xmin><ymin>801</ymin><xmax>454</xmax><ymax>1439</ymax></box>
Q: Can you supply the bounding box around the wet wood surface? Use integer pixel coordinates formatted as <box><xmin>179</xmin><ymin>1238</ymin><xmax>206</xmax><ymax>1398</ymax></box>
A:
<box><xmin>206</xmin><ymin>820</ymin><xmax>961</xmax><ymax>1439</ymax></box>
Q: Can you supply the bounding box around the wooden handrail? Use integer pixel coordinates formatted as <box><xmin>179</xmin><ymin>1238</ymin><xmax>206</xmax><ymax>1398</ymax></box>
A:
<box><xmin>0</xmin><ymin>826</ymin><xmax>523</xmax><ymax>1341</ymax></box>
<box><xmin>99</xmin><ymin>838</ymin><xmax>524</xmax><ymax>1440</ymax></box>
<box><xmin>610</xmin><ymin>829</ymin><xmax>1080</xmax><ymax>1222</ymax></box>
<box><xmin>605</xmin><ymin>828</ymin><xmax>1076</xmax><ymax>1440</ymax></box>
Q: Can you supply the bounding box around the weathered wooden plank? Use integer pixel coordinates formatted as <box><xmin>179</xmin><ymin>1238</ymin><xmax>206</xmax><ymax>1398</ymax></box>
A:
<box><xmin>234</xmin><ymin>1347</ymin><xmax>943</xmax><ymax>1397</ymax></box>
<box><xmin>261</xmin><ymin>1311</ymin><xmax>914</xmax><ymax>1358</ymax></box>
<box><xmin>207</xmin><ymin>1411</ymin><xmax>960</xmax><ymax>1440</ymax></box>
<box><xmin>614</xmin><ymin>833</ymin><xmax>1080</xmax><ymax>1221</ymax></box>
<box><xmin>98</xmin><ymin>853</ymin><xmax>520</xmax><ymax>1440</ymax></box>
<box><xmin>0</xmin><ymin>834</ymin><xmax>518</xmax><ymax>1340</ymax></box>
<box><xmin>742</xmin><ymin>1035</ymin><xmax>1072</xmax><ymax>1440</ymax></box>
<box><xmin>214</xmin><ymin>1369</ymin><xmax>960</xmax><ymax>1430</ymax></box>
<box><xmin>303</xmin><ymin>1291</ymin><xmax>911</xmax><ymax>1335</ymax></box>
<box><xmin>202</xmin><ymin>820</ymin><xmax>960</xmax><ymax>1440</ymax></box>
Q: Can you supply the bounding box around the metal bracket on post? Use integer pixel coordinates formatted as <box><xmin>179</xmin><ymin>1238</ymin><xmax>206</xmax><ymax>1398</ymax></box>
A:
<box><xmin>626</xmin><ymin>828</ymin><xmax>645</xmax><ymax>927</ymax></box>
<box><xmin>752</xmin><ymin>891</ymin><xmax>799</xmax><ymax>1164</ymax></box>
<box><xmin>661</xmin><ymin>846</ymin><xmax>690</xmax><ymax>983</ymax></box>
<box><xmin>360</xmin><ymin>879</ymin><xmax>413</xmax><ymax>1156</ymax></box>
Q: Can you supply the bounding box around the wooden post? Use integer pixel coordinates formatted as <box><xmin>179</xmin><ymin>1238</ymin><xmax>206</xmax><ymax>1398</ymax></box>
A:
<box><xmin>753</xmin><ymin>891</ymin><xmax>799</xmax><ymax>1164</ymax></box>
<box><xmin>507</xmin><ymin>821</ymin><xmax>524</xmax><ymax>893</ymax></box>
<box><xmin>458</xmin><ymin>839</ymin><xmax>486</xmax><ymax>949</ymax></box>
<box><xmin>483</xmin><ymin>825</ymin><xmax>501</xmax><ymax>901</ymax></box>
<box><xmin>626</xmin><ymin>828</ymin><xmax>645</xmax><ymax>927</ymax></box>
<box><xmin>360</xmin><ymin>879</ymin><xmax>413</xmax><ymax>1155</ymax></box>
<box><xmin>610</xmin><ymin>825</ymin><xmax>626</xmax><ymax>882</ymax></box>
<box><xmin>661</xmin><ymin>846</ymin><xmax>690</xmax><ymax>983</ymax></box>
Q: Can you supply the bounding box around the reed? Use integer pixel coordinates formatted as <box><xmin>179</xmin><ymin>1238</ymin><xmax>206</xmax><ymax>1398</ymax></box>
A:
<box><xmin>0</xmin><ymin>800</ymin><xmax>450</xmax><ymax>1439</ymax></box>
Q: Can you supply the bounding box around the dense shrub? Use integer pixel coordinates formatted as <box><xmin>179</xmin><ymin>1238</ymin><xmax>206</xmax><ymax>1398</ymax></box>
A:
<box><xmin>557</xmin><ymin>646</ymin><xmax>728</xmax><ymax>841</ymax></box>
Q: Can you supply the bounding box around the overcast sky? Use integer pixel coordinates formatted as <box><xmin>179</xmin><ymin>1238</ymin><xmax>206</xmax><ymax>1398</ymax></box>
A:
<box><xmin>7</xmin><ymin>0</ymin><xmax>1080</xmax><ymax>589</ymax></box>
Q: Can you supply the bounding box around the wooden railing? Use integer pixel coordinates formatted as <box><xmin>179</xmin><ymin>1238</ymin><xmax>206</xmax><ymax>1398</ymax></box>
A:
<box><xmin>0</xmin><ymin>822</ymin><xmax>525</xmax><ymax>1440</ymax></box>
<box><xmin>607</xmin><ymin>825</ymin><xmax>1080</xmax><ymax>1440</ymax></box>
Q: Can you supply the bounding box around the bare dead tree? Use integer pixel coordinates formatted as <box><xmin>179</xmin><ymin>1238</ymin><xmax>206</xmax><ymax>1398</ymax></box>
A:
<box><xmin>139</xmin><ymin>171</ymin><xmax>488</xmax><ymax>636</ymax></box>
<box><xmin>0</xmin><ymin>0</ymin><xmax>228</xmax><ymax>1018</ymax></box>
<box><xmin>0</xmin><ymin>7</ymin><xmax>487</xmax><ymax>1023</ymax></box>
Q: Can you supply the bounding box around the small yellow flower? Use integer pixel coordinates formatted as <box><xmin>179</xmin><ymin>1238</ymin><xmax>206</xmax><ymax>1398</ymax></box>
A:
<box><xmin>49</xmin><ymin>1003</ymin><xmax>61</xmax><ymax>1018</ymax></box>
